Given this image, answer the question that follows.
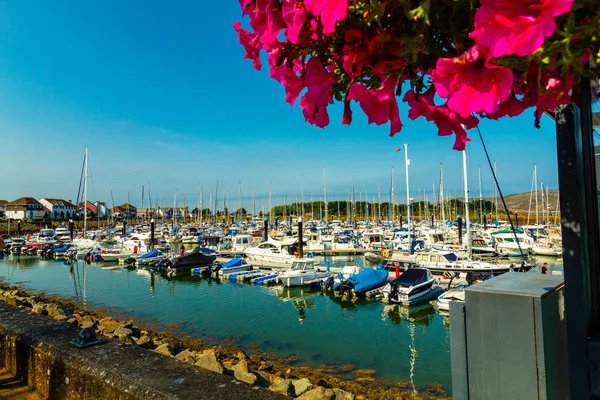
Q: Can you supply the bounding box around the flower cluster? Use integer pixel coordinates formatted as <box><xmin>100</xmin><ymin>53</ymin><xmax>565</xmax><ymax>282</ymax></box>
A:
<box><xmin>235</xmin><ymin>0</ymin><xmax>600</xmax><ymax>150</ymax></box>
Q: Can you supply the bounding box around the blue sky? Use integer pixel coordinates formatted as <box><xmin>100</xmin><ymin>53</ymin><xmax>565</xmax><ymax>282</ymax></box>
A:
<box><xmin>0</xmin><ymin>1</ymin><xmax>558</xmax><ymax>210</ymax></box>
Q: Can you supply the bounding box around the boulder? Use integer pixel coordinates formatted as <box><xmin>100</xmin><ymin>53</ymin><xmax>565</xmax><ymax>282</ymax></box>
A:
<box><xmin>113</xmin><ymin>327</ymin><xmax>133</xmax><ymax>341</ymax></box>
<box><xmin>98</xmin><ymin>317</ymin><xmax>115</xmax><ymax>325</ymax></box>
<box><xmin>269</xmin><ymin>379</ymin><xmax>295</xmax><ymax>396</ymax></box>
<box><xmin>46</xmin><ymin>304</ymin><xmax>72</xmax><ymax>318</ymax></box>
<box><xmin>79</xmin><ymin>315</ymin><xmax>95</xmax><ymax>326</ymax></box>
<box><xmin>99</xmin><ymin>323</ymin><xmax>120</xmax><ymax>335</ymax></box>
<box><xmin>293</xmin><ymin>378</ymin><xmax>315</xmax><ymax>396</ymax></box>
<box><xmin>332</xmin><ymin>389</ymin><xmax>355</xmax><ymax>400</ymax></box>
<box><xmin>175</xmin><ymin>349</ymin><xmax>197</xmax><ymax>363</ymax></box>
<box><xmin>155</xmin><ymin>343</ymin><xmax>175</xmax><ymax>357</ymax></box>
<box><xmin>66</xmin><ymin>317</ymin><xmax>79</xmax><ymax>326</ymax></box>
<box><xmin>194</xmin><ymin>349</ymin><xmax>224</xmax><ymax>374</ymax></box>
<box><xmin>5</xmin><ymin>297</ymin><xmax>22</xmax><ymax>307</ymax></box>
<box><xmin>232</xmin><ymin>359</ymin><xmax>257</xmax><ymax>385</ymax></box>
<box><xmin>53</xmin><ymin>315</ymin><xmax>68</xmax><ymax>322</ymax></box>
<box><xmin>32</xmin><ymin>304</ymin><xmax>47</xmax><ymax>316</ymax></box>
<box><xmin>298</xmin><ymin>387</ymin><xmax>336</xmax><ymax>400</ymax></box>
<box><xmin>253</xmin><ymin>371</ymin><xmax>271</xmax><ymax>388</ymax></box>
<box><xmin>136</xmin><ymin>335</ymin><xmax>153</xmax><ymax>349</ymax></box>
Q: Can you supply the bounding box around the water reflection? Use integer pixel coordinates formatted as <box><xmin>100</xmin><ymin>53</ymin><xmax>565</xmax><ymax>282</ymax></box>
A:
<box><xmin>382</xmin><ymin>303</ymin><xmax>437</xmax><ymax>395</ymax></box>
<box><xmin>273</xmin><ymin>286</ymin><xmax>318</xmax><ymax>323</ymax></box>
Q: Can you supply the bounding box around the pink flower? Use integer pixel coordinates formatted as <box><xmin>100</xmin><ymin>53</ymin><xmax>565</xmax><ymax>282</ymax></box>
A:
<box><xmin>347</xmin><ymin>77</ymin><xmax>402</xmax><ymax>136</ymax></box>
<box><xmin>247</xmin><ymin>0</ymin><xmax>286</xmax><ymax>51</ymax></box>
<box><xmin>534</xmin><ymin>70</ymin><xmax>573</xmax><ymax>126</ymax></box>
<box><xmin>301</xmin><ymin>95</ymin><xmax>330</xmax><ymax>128</ymax></box>
<box><xmin>403</xmin><ymin>88</ymin><xmax>479</xmax><ymax>151</ymax></box>
<box><xmin>234</xmin><ymin>22</ymin><xmax>262</xmax><ymax>71</ymax></box>
<box><xmin>268</xmin><ymin>53</ymin><xmax>305</xmax><ymax>106</ymax></box>
<box><xmin>341</xmin><ymin>29</ymin><xmax>373</xmax><ymax>79</ymax></box>
<box><xmin>304</xmin><ymin>0</ymin><xmax>348</xmax><ymax>35</ymax></box>
<box><xmin>431</xmin><ymin>45</ymin><xmax>514</xmax><ymax>118</ymax></box>
<box><xmin>282</xmin><ymin>0</ymin><xmax>308</xmax><ymax>44</ymax></box>
<box><xmin>470</xmin><ymin>0</ymin><xmax>574</xmax><ymax>58</ymax></box>
<box><xmin>303</xmin><ymin>58</ymin><xmax>334</xmax><ymax>107</ymax></box>
<box><xmin>342</xmin><ymin>99</ymin><xmax>352</xmax><ymax>125</ymax></box>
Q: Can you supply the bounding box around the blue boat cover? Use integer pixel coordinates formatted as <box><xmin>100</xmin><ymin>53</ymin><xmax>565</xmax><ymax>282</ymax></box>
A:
<box><xmin>139</xmin><ymin>250</ymin><xmax>159</xmax><ymax>259</ymax></box>
<box><xmin>347</xmin><ymin>268</ymin><xmax>388</xmax><ymax>293</ymax></box>
<box><xmin>199</xmin><ymin>247</ymin><xmax>216</xmax><ymax>255</ymax></box>
<box><xmin>222</xmin><ymin>258</ymin><xmax>243</xmax><ymax>268</ymax></box>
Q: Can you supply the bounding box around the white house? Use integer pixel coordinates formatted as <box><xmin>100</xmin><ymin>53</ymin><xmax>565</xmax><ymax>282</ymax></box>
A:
<box><xmin>40</xmin><ymin>198</ymin><xmax>77</xmax><ymax>220</ymax></box>
<box><xmin>5</xmin><ymin>197</ymin><xmax>46</xmax><ymax>220</ymax></box>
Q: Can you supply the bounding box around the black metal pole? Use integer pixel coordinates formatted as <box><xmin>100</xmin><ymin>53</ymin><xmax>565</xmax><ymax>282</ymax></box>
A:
<box><xmin>69</xmin><ymin>219</ymin><xmax>74</xmax><ymax>241</ymax></box>
<box><xmin>483</xmin><ymin>213</ymin><xmax>487</xmax><ymax>230</ymax></box>
<box><xmin>298</xmin><ymin>218</ymin><xmax>303</xmax><ymax>259</ymax></box>
<box><xmin>431</xmin><ymin>213</ymin><xmax>434</xmax><ymax>228</ymax></box>
<box><xmin>17</xmin><ymin>220</ymin><xmax>21</xmax><ymax>238</ymax></box>
<box><xmin>555</xmin><ymin>79</ymin><xmax>599</xmax><ymax>398</ymax></box>
<box><xmin>515</xmin><ymin>212</ymin><xmax>519</xmax><ymax>229</ymax></box>
<box><xmin>400</xmin><ymin>214</ymin><xmax>403</xmax><ymax>228</ymax></box>
<box><xmin>150</xmin><ymin>219</ymin><xmax>155</xmax><ymax>250</ymax></box>
<box><xmin>122</xmin><ymin>218</ymin><xmax>126</xmax><ymax>238</ymax></box>
<box><xmin>263</xmin><ymin>218</ymin><xmax>268</xmax><ymax>242</ymax></box>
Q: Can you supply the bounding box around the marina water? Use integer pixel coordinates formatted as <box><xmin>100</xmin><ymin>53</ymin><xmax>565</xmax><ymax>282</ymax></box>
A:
<box><xmin>0</xmin><ymin>253</ymin><xmax>563</xmax><ymax>394</ymax></box>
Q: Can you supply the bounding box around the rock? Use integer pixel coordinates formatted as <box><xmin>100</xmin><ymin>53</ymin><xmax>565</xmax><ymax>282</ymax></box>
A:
<box><xmin>175</xmin><ymin>349</ymin><xmax>197</xmax><ymax>363</ymax></box>
<box><xmin>194</xmin><ymin>349</ymin><xmax>224</xmax><ymax>374</ymax></box>
<box><xmin>46</xmin><ymin>304</ymin><xmax>72</xmax><ymax>318</ymax></box>
<box><xmin>53</xmin><ymin>315</ymin><xmax>68</xmax><ymax>322</ymax></box>
<box><xmin>66</xmin><ymin>317</ymin><xmax>79</xmax><ymax>326</ymax></box>
<box><xmin>136</xmin><ymin>335</ymin><xmax>153</xmax><ymax>349</ymax></box>
<box><xmin>79</xmin><ymin>315</ymin><xmax>95</xmax><ymax>326</ymax></box>
<box><xmin>293</xmin><ymin>378</ymin><xmax>315</xmax><ymax>396</ymax></box>
<box><xmin>269</xmin><ymin>379</ymin><xmax>295</xmax><ymax>396</ymax></box>
<box><xmin>123</xmin><ymin>320</ymin><xmax>134</xmax><ymax>329</ymax></box>
<box><xmin>298</xmin><ymin>387</ymin><xmax>336</xmax><ymax>400</ymax></box>
<box><xmin>113</xmin><ymin>327</ymin><xmax>133</xmax><ymax>341</ymax></box>
<box><xmin>80</xmin><ymin>321</ymin><xmax>96</xmax><ymax>329</ymax></box>
<box><xmin>99</xmin><ymin>323</ymin><xmax>120</xmax><ymax>335</ymax></box>
<box><xmin>236</xmin><ymin>350</ymin><xmax>248</xmax><ymax>360</ymax></box>
<box><xmin>332</xmin><ymin>388</ymin><xmax>355</xmax><ymax>400</ymax></box>
<box><xmin>5</xmin><ymin>297</ymin><xmax>22</xmax><ymax>307</ymax></box>
<box><xmin>232</xmin><ymin>359</ymin><xmax>257</xmax><ymax>385</ymax></box>
<box><xmin>254</xmin><ymin>371</ymin><xmax>271</xmax><ymax>388</ymax></box>
<box><xmin>155</xmin><ymin>343</ymin><xmax>175</xmax><ymax>357</ymax></box>
<box><xmin>99</xmin><ymin>317</ymin><xmax>114</xmax><ymax>325</ymax></box>
<box><xmin>32</xmin><ymin>304</ymin><xmax>47</xmax><ymax>316</ymax></box>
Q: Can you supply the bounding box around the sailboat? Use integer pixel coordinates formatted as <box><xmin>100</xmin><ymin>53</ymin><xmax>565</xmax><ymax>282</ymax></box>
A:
<box><xmin>74</xmin><ymin>147</ymin><xmax>96</xmax><ymax>249</ymax></box>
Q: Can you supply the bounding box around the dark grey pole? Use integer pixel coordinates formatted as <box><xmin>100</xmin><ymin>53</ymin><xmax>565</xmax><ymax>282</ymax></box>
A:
<box><xmin>298</xmin><ymin>218</ymin><xmax>303</xmax><ymax>259</ymax></box>
<box><xmin>150</xmin><ymin>219</ymin><xmax>155</xmax><ymax>250</ymax></box>
<box><xmin>457</xmin><ymin>214</ymin><xmax>463</xmax><ymax>246</ymax></box>
<box><xmin>263</xmin><ymin>217</ymin><xmax>268</xmax><ymax>242</ymax></box>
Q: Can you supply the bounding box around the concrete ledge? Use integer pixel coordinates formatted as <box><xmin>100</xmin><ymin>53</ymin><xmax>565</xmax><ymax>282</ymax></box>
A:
<box><xmin>0</xmin><ymin>302</ymin><xmax>286</xmax><ymax>399</ymax></box>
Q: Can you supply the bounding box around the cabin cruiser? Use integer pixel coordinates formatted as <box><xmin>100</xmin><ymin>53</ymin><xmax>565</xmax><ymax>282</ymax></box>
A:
<box><xmin>393</xmin><ymin>251</ymin><xmax>513</xmax><ymax>276</ymax></box>
<box><xmin>359</xmin><ymin>231</ymin><xmax>386</xmax><ymax>250</ymax></box>
<box><xmin>38</xmin><ymin>229</ymin><xmax>56</xmax><ymax>243</ymax></box>
<box><xmin>532</xmin><ymin>241</ymin><xmax>562</xmax><ymax>257</ymax></box>
<box><xmin>230</xmin><ymin>234</ymin><xmax>254</xmax><ymax>253</ymax></box>
<box><xmin>332</xmin><ymin>234</ymin><xmax>355</xmax><ymax>251</ymax></box>
<box><xmin>381</xmin><ymin>268</ymin><xmax>437</xmax><ymax>305</ymax></box>
<box><xmin>436</xmin><ymin>287</ymin><xmax>466</xmax><ymax>312</ymax></box>
<box><xmin>215</xmin><ymin>258</ymin><xmax>253</xmax><ymax>276</ymax></box>
<box><xmin>491</xmin><ymin>230</ymin><xmax>533</xmax><ymax>257</ymax></box>
<box><xmin>243</xmin><ymin>237</ymin><xmax>303</xmax><ymax>269</ymax></box>
<box><xmin>278</xmin><ymin>258</ymin><xmax>330</xmax><ymax>287</ymax></box>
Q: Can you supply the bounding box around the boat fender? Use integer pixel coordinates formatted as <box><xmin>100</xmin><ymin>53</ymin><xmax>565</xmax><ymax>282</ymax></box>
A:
<box><xmin>382</xmin><ymin>249</ymin><xmax>389</xmax><ymax>258</ymax></box>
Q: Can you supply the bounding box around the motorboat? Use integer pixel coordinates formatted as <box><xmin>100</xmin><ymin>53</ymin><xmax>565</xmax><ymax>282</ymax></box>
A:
<box><xmin>333</xmin><ymin>267</ymin><xmax>389</xmax><ymax>296</ymax></box>
<box><xmin>38</xmin><ymin>229</ymin><xmax>56</xmax><ymax>243</ymax></box>
<box><xmin>332</xmin><ymin>234</ymin><xmax>355</xmax><ymax>251</ymax></box>
<box><xmin>471</xmin><ymin>238</ymin><xmax>497</xmax><ymax>255</ymax></box>
<box><xmin>359</xmin><ymin>231</ymin><xmax>386</xmax><ymax>250</ymax></box>
<box><xmin>410</xmin><ymin>251</ymin><xmax>513</xmax><ymax>276</ymax></box>
<box><xmin>230</xmin><ymin>234</ymin><xmax>254</xmax><ymax>253</ymax></box>
<box><xmin>215</xmin><ymin>258</ymin><xmax>253</xmax><ymax>276</ymax></box>
<box><xmin>532</xmin><ymin>241</ymin><xmax>562</xmax><ymax>257</ymax></box>
<box><xmin>491</xmin><ymin>230</ymin><xmax>533</xmax><ymax>257</ymax></box>
<box><xmin>365</xmin><ymin>251</ymin><xmax>383</xmax><ymax>264</ymax></box>
<box><xmin>278</xmin><ymin>258</ymin><xmax>330</xmax><ymax>287</ymax></box>
<box><xmin>381</xmin><ymin>268</ymin><xmax>437</xmax><ymax>305</ymax></box>
<box><xmin>243</xmin><ymin>237</ymin><xmax>303</xmax><ymax>269</ymax></box>
<box><xmin>162</xmin><ymin>249</ymin><xmax>217</xmax><ymax>269</ymax></box>
<box><xmin>436</xmin><ymin>287</ymin><xmax>466</xmax><ymax>312</ymax></box>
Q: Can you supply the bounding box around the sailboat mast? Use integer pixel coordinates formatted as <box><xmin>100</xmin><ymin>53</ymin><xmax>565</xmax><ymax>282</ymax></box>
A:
<box><xmin>462</xmin><ymin>149</ymin><xmax>472</xmax><ymax>258</ymax></box>
<box><xmin>301</xmin><ymin>175</ymin><xmax>304</xmax><ymax>218</ymax></box>
<box><xmin>391</xmin><ymin>167</ymin><xmax>395</xmax><ymax>223</ymax></box>
<box><xmin>440</xmin><ymin>163</ymin><xmax>445</xmax><ymax>223</ymax></box>
<box><xmin>324</xmin><ymin>165</ymin><xmax>328</xmax><ymax>223</ymax></box>
<box><xmin>478</xmin><ymin>166</ymin><xmax>483</xmax><ymax>225</ymax></box>
<box><xmin>83</xmin><ymin>146</ymin><xmax>88</xmax><ymax>235</ymax></box>
<box><xmin>252</xmin><ymin>186</ymin><xmax>255</xmax><ymax>219</ymax></box>
<box><xmin>534</xmin><ymin>163</ymin><xmax>539</xmax><ymax>226</ymax></box>
<box><xmin>377</xmin><ymin>182</ymin><xmax>381</xmax><ymax>223</ymax></box>
<box><xmin>404</xmin><ymin>143</ymin><xmax>411</xmax><ymax>237</ymax></box>
<box><xmin>494</xmin><ymin>161</ymin><xmax>498</xmax><ymax>223</ymax></box>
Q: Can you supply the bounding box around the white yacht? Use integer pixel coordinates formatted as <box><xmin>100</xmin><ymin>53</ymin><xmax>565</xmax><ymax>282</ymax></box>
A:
<box><xmin>230</xmin><ymin>234</ymin><xmax>254</xmax><ymax>253</ymax></box>
<box><xmin>359</xmin><ymin>231</ymin><xmax>386</xmax><ymax>250</ymax></box>
<box><xmin>243</xmin><ymin>237</ymin><xmax>302</xmax><ymax>269</ymax></box>
<box><xmin>381</xmin><ymin>268</ymin><xmax>437</xmax><ymax>305</ymax></box>
<box><xmin>278</xmin><ymin>258</ymin><xmax>330</xmax><ymax>287</ymax></box>
<box><xmin>491</xmin><ymin>230</ymin><xmax>533</xmax><ymax>257</ymax></box>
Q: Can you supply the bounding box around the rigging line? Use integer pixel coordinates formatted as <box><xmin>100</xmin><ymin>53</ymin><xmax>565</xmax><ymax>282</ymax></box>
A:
<box><xmin>75</xmin><ymin>152</ymin><xmax>86</xmax><ymax>208</ymax></box>
<box><xmin>475</xmin><ymin>124</ymin><xmax>525</xmax><ymax>258</ymax></box>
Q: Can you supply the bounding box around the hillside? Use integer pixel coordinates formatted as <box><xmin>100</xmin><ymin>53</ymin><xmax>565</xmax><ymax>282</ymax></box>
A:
<box><xmin>488</xmin><ymin>190</ymin><xmax>559</xmax><ymax>213</ymax></box>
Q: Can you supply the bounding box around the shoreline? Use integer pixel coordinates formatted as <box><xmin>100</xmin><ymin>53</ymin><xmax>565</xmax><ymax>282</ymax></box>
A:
<box><xmin>0</xmin><ymin>279</ymin><xmax>449</xmax><ymax>399</ymax></box>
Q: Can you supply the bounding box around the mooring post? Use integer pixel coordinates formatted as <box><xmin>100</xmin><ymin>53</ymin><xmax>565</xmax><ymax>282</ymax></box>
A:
<box><xmin>431</xmin><ymin>213</ymin><xmax>434</xmax><ymax>228</ymax></box>
<box><xmin>400</xmin><ymin>214</ymin><xmax>403</xmax><ymax>228</ymax></box>
<box><xmin>263</xmin><ymin>217</ymin><xmax>268</xmax><ymax>242</ymax></box>
<box><xmin>69</xmin><ymin>219</ymin><xmax>74</xmax><ymax>241</ymax></box>
<box><xmin>150</xmin><ymin>218</ymin><xmax>155</xmax><ymax>250</ymax></box>
<box><xmin>515</xmin><ymin>212</ymin><xmax>519</xmax><ymax>229</ymax></box>
<box><xmin>17</xmin><ymin>220</ymin><xmax>21</xmax><ymax>238</ymax></box>
<box><xmin>483</xmin><ymin>213</ymin><xmax>487</xmax><ymax>230</ymax></box>
<box><xmin>298</xmin><ymin>218</ymin><xmax>303</xmax><ymax>259</ymax></box>
<box><xmin>457</xmin><ymin>214</ymin><xmax>463</xmax><ymax>246</ymax></box>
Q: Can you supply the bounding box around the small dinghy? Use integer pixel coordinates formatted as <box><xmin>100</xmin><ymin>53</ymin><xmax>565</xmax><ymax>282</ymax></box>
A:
<box><xmin>365</xmin><ymin>251</ymin><xmax>383</xmax><ymax>264</ymax></box>
<box><xmin>215</xmin><ymin>258</ymin><xmax>252</xmax><ymax>276</ymax></box>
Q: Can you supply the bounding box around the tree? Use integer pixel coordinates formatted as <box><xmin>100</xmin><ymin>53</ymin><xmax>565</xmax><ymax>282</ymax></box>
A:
<box><xmin>235</xmin><ymin>0</ymin><xmax>599</xmax><ymax>150</ymax></box>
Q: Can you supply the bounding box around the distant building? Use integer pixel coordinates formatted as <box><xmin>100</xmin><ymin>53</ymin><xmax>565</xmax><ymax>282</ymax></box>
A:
<box><xmin>39</xmin><ymin>198</ymin><xmax>76</xmax><ymax>220</ymax></box>
<box><xmin>0</xmin><ymin>200</ymin><xmax>8</xmax><ymax>216</ymax></box>
<box><xmin>138</xmin><ymin>208</ymin><xmax>156</xmax><ymax>218</ymax></box>
<box><xmin>156</xmin><ymin>207</ymin><xmax>188</xmax><ymax>219</ymax></box>
<box><xmin>5</xmin><ymin>197</ymin><xmax>46</xmax><ymax>220</ymax></box>
<box><xmin>77</xmin><ymin>201</ymin><xmax>98</xmax><ymax>219</ymax></box>
<box><xmin>95</xmin><ymin>201</ymin><xmax>110</xmax><ymax>218</ymax></box>
<box><xmin>111</xmin><ymin>203</ymin><xmax>137</xmax><ymax>218</ymax></box>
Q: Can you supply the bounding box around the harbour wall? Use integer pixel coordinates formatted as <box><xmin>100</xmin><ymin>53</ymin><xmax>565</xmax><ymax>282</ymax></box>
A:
<box><xmin>0</xmin><ymin>300</ymin><xmax>287</xmax><ymax>399</ymax></box>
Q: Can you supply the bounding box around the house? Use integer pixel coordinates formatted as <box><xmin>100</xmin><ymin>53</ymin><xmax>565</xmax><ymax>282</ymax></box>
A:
<box><xmin>39</xmin><ymin>198</ymin><xmax>77</xmax><ymax>220</ymax></box>
<box><xmin>95</xmin><ymin>201</ymin><xmax>110</xmax><ymax>218</ymax></box>
<box><xmin>138</xmin><ymin>208</ymin><xmax>156</xmax><ymax>218</ymax></box>
<box><xmin>77</xmin><ymin>201</ymin><xmax>97</xmax><ymax>219</ymax></box>
<box><xmin>5</xmin><ymin>197</ymin><xmax>46</xmax><ymax>220</ymax></box>
<box><xmin>156</xmin><ymin>207</ymin><xmax>188</xmax><ymax>219</ymax></box>
<box><xmin>111</xmin><ymin>203</ymin><xmax>137</xmax><ymax>219</ymax></box>
<box><xmin>0</xmin><ymin>200</ymin><xmax>8</xmax><ymax>217</ymax></box>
